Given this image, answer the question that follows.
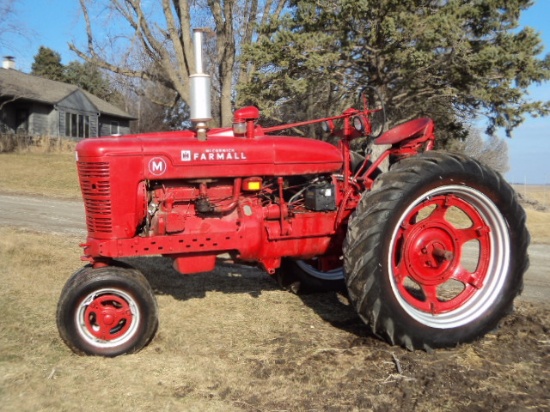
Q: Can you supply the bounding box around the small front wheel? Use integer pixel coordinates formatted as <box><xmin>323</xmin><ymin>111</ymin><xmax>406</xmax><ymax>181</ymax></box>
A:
<box><xmin>56</xmin><ymin>265</ymin><xmax>158</xmax><ymax>356</ymax></box>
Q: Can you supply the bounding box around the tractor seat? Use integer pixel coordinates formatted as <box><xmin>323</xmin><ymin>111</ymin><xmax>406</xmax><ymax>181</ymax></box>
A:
<box><xmin>375</xmin><ymin>117</ymin><xmax>434</xmax><ymax>145</ymax></box>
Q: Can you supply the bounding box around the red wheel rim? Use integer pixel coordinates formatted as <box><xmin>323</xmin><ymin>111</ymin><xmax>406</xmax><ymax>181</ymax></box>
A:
<box><xmin>392</xmin><ymin>193</ymin><xmax>491</xmax><ymax>314</ymax></box>
<box><xmin>83</xmin><ymin>293</ymin><xmax>133</xmax><ymax>341</ymax></box>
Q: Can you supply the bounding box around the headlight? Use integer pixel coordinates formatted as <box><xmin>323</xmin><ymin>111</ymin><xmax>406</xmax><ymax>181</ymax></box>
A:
<box><xmin>232</xmin><ymin>122</ymin><xmax>247</xmax><ymax>135</ymax></box>
<box><xmin>353</xmin><ymin>116</ymin><xmax>365</xmax><ymax>132</ymax></box>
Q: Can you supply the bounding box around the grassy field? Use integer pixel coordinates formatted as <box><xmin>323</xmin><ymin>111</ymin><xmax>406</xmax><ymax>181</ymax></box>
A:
<box><xmin>0</xmin><ymin>227</ymin><xmax>548</xmax><ymax>411</ymax></box>
<box><xmin>0</xmin><ymin>152</ymin><xmax>80</xmax><ymax>199</ymax></box>
<box><xmin>513</xmin><ymin>184</ymin><xmax>550</xmax><ymax>207</ymax></box>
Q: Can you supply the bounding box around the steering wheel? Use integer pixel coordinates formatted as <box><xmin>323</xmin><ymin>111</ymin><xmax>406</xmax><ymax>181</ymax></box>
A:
<box><xmin>357</xmin><ymin>86</ymin><xmax>386</xmax><ymax>139</ymax></box>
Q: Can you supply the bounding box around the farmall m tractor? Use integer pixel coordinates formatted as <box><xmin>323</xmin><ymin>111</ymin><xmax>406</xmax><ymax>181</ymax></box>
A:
<box><xmin>57</xmin><ymin>30</ymin><xmax>529</xmax><ymax>356</ymax></box>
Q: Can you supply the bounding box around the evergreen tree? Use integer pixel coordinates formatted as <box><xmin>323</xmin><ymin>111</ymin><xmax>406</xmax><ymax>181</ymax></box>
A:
<box><xmin>240</xmin><ymin>0</ymin><xmax>550</xmax><ymax>146</ymax></box>
<box><xmin>30</xmin><ymin>46</ymin><xmax>125</xmax><ymax>108</ymax></box>
<box><xmin>64</xmin><ymin>61</ymin><xmax>115</xmax><ymax>102</ymax></box>
<box><xmin>31</xmin><ymin>46</ymin><xmax>65</xmax><ymax>82</ymax></box>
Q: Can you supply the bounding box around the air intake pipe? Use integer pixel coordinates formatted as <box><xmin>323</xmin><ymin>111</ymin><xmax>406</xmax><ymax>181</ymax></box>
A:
<box><xmin>190</xmin><ymin>29</ymin><xmax>212</xmax><ymax>141</ymax></box>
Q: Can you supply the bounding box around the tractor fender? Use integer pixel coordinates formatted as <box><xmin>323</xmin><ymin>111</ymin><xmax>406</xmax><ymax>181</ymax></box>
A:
<box><xmin>375</xmin><ymin>117</ymin><xmax>434</xmax><ymax>146</ymax></box>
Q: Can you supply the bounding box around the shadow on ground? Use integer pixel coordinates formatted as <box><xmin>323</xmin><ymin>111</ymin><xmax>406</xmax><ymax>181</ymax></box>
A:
<box><xmin>123</xmin><ymin>255</ymin><xmax>374</xmax><ymax>341</ymax></box>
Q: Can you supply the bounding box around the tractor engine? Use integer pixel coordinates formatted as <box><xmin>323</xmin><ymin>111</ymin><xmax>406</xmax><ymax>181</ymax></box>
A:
<box><xmin>146</xmin><ymin>175</ymin><xmax>337</xmax><ymax>237</ymax></box>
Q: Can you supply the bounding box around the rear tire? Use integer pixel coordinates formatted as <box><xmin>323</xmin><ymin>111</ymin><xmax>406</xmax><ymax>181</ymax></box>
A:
<box><xmin>344</xmin><ymin>152</ymin><xmax>529</xmax><ymax>350</ymax></box>
<box><xmin>56</xmin><ymin>265</ymin><xmax>158</xmax><ymax>356</ymax></box>
<box><xmin>276</xmin><ymin>258</ymin><xmax>346</xmax><ymax>294</ymax></box>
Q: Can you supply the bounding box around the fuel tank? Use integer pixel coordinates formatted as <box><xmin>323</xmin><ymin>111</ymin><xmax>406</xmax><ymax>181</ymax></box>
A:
<box><xmin>76</xmin><ymin>127</ymin><xmax>343</xmax><ymax>179</ymax></box>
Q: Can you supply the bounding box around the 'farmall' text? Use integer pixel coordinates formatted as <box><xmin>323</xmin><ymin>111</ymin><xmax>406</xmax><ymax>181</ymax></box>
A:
<box><xmin>181</xmin><ymin>148</ymin><xmax>247</xmax><ymax>162</ymax></box>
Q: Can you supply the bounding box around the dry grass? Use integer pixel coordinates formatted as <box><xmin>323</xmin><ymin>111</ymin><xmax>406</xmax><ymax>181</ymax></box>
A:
<box><xmin>511</xmin><ymin>185</ymin><xmax>550</xmax><ymax>243</ymax></box>
<box><xmin>0</xmin><ymin>152</ymin><xmax>80</xmax><ymax>199</ymax></box>
<box><xmin>0</xmin><ymin>134</ymin><xmax>77</xmax><ymax>154</ymax></box>
<box><xmin>513</xmin><ymin>184</ymin><xmax>550</xmax><ymax>207</ymax></box>
<box><xmin>0</xmin><ymin>227</ymin><xmax>549</xmax><ymax>411</ymax></box>
<box><xmin>526</xmin><ymin>208</ymin><xmax>550</xmax><ymax>244</ymax></box>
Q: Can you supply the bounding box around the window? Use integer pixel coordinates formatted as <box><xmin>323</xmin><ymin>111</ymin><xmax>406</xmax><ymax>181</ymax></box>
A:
<box><xmin>65</xmin><ymin>112</ymin><xmax>90</xmax><ymax>138</ymax></box>
<box><xmin>84</xmin><ymin>116</ymin><xmax>89</xmax><ymax>138</ymax></box>
<box><xmin>78</xmin><ymin>115</ymin><xmax>84</xmax><ymax>138</ymax></box>
<box><xmin>16</xmin><ymin>109</ymin><xmax>29</xmax><ymax>133</ymax></box>
<box><xmin>65</xmin><ymin>113</ymin><xmax>71</xmax><ymax>136</ymax></box>
<box><xmin>110</xmin><ymin>121</ymin><xmax>120</xmax><ymax>135</ymax></box>
<box><xmin>71</xmin><ymin>113</ymin><xmax>77</xmax><ymax>137</ymax></box>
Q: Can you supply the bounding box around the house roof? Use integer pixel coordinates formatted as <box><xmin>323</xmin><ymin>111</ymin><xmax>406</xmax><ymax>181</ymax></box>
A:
<box><xmin>0</xmin><ymin>68</ymin><xmax>135</xmax><ymax>120</ymax></box>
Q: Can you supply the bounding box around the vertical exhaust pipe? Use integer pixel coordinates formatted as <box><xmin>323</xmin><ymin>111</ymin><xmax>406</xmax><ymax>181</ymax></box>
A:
<box><xmin>190</xmin><ymin>29</ymin><xmax>212</xmax><ymax>141</ymax></box>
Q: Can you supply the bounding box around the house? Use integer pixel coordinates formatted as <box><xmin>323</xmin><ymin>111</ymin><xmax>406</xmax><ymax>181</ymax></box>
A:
<box><xmin>0</xmin><ymin>58</ymin><xmax>135</xmax><ymax>138</ymax></box>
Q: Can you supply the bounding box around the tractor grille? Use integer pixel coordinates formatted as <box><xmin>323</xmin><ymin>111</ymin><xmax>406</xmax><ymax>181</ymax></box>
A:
<box><xmin>77</xmin><ymin>161</ymin><xmax>113</xmax><ymax>233</ymax></box>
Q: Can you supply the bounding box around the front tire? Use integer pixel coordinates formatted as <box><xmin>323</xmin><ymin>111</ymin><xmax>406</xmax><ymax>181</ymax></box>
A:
<box><xmin>344</xmin><ymin>152</ymin><xmax>529</xmax><ymax>350</ymax></box>
<box><xmin>56</xmin><ymin>265</ymin><xmax>158</xmax><ymax>356</ymax></box>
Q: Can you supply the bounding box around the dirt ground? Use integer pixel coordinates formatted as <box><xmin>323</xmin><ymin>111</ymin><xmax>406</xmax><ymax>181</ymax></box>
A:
<box><xmin>135</xmin><ymin>256</ymin><xmax>550</xmax><ymax>412</ymax></box>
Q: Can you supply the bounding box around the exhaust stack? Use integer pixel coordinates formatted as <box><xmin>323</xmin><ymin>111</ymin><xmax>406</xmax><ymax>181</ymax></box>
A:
<box><xmin>190</xmin><ymin>29</ymin><xmax>212</xmax><ymax>141</ymax></box>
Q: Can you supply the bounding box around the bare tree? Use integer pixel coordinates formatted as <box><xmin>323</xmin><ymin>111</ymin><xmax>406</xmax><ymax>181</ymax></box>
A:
<box><xmin>0</xmin><ymin>0</ymin><xmax>31</xmax><ymax>53</ymax></box>
<box><xmin>452</xmin><ymin>129</ymin><xmax>510</xmax><ymax>174</ymax></box>
<box><xmin>0</xmin><ymin>0</ymin><xmax>17</xmax><ymax>49</ymax></box>
<box><xmin>0</xmin><ymin>91</ymin><xmax>20</xmax><ymax>111</ymax></box>
<box><xmin>70</xmin><ymin>0</ymin><xmax>287</xmax><ymax>127</ymax></box>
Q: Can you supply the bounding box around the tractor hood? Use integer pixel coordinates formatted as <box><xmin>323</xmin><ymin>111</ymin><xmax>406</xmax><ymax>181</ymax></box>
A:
<box><xmin>75</xmin><ymin>127</ymin><xmax>343</xmax><ymax>180</ymax></box>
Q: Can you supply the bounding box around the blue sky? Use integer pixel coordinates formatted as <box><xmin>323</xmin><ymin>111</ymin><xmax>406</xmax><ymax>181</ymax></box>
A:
<box><xmin>1</xmin><ymin>0</ymin><xmax>549</xmax><ymax>184</ymax></box>
<box><xmin>506</xmin><ymin>1</ymin><xmax>550</xmax><ymax>184</ymax></box>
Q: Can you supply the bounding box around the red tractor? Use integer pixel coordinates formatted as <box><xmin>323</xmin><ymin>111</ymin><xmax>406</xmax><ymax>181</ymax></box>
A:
<box><xmin>56</xmin><ymin>31</ymin><xmax>529</xmax><ymax>356</ymax></box>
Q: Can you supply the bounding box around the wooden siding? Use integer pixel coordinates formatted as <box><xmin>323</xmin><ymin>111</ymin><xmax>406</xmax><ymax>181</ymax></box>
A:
<box><xmin>98</xmin><ymin>115</ymin><xmax>131</xmax><ymax>137</ymax></box>
<box><xmin>28</xmin><ymin>103</ymin><xmax>57</xmax><ymax>136</ymax></box>
<box><xmin>90</xmin><ymin>115</ymin><xmax>99</xmax><ymax>137</ymax></box>
<box><xmin>56</xmin><ymin>90</ymin><xmax>99</xmax><ymax>114</ymax></box>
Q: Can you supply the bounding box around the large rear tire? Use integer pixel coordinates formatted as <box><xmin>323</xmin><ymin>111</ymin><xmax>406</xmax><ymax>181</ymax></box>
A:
<box><xmin>56</xmin><ymin>265</ymin><xmax>158</xmax><ymax>356</ymax></box>
<box><xmin>343</xmin><ymin>152</ymin><xmax>529</xmax><ymax>350</ymax></box>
